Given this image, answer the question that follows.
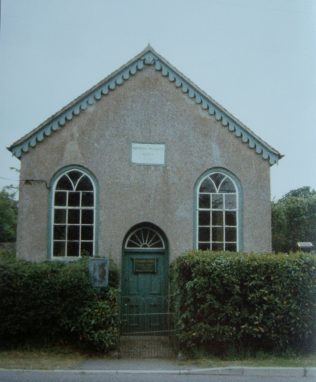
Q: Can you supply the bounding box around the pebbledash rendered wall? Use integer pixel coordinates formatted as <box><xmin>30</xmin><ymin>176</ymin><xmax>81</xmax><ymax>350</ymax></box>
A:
<box><xmin>16</xmin><ymin>65</ymin><xmax>272</xmax><ymax>265</ymax></box>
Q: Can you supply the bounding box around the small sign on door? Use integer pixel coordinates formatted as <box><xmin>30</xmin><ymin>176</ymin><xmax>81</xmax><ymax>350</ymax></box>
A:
<box><xmin>133</xmin><ymin>258</ymin><xmax>157</xmax><ymax>273</ymax></box>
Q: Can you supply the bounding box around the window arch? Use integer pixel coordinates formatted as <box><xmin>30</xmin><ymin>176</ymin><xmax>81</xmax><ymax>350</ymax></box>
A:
<box><xmin>125</xmin><ymin>226</ymin><xmax>165</xmax><ymax>250</ymax></box>
<box><xmin>196</xmin><ymin>169</ymin><xmax>240</xmax><ymax>251</ymax></box>
<box><xmin>50</xmin><ymin>167</ymin><xmax>96</xmax><ymax>259</ymax></box>
<box><xmin>123</xmin><ymin>223</ymin><xmax>167</xmax><ymax>252</ymax></box>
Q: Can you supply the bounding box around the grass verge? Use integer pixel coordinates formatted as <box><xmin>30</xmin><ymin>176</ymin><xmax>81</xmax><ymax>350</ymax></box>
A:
<box><xmin>181</xmin><ymin>351</ymin><xmax>316</xmax><ymax>368</ymax></box>
<box><xmin>0</xmin><ymin>345</ymin><xmax>315</xmax><ymax>369</ymax></box>
<box><xmin>0</xmin><ymin>345</ymin><xmax>88</xmax><ymax>370</ymax></box>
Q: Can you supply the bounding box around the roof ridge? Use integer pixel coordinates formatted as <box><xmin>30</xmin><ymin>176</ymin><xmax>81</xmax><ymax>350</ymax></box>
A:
<box><xmin>8</xmin><ymin>45</ymin><xmax>283</xmax><ymax>165</ymax></box>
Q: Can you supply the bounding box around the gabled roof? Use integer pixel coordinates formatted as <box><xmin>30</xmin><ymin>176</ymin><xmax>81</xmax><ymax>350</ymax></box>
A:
<box><xmin>8</xmin><ymin>45</ymin><xmax>282</xmax><ymax>165</ymax></box>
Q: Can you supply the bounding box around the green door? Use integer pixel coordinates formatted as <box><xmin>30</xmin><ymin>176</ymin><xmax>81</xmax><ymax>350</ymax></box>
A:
<box><xmin>121</xmin><ymin>225</ymin><xmax>168</xmax><ymax>335</ymax></box>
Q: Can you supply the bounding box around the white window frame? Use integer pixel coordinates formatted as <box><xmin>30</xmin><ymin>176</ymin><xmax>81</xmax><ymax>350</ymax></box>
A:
<box><xmin>196</xmin><ymin>171</ymin><xmax>239</xmax><ymax>251</ymax></box>
<box><xmin>50</xmin><ymin>169</ymin><xmax>96</xmax><ymax>260</ymax></box>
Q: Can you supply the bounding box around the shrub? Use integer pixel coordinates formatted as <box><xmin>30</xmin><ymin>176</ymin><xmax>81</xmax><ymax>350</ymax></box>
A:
<box><xmin>0</xmin><ymin>248</ymin><xmax>14</xmax><ymax>260</ymax></box>
<box><xmin>171</xmin><ymin>251</ymin><xmax>316</xmax><ymax>354</ymax></box>
<box><xmin>77</xmin><ymin>289</ymin><xmax>120</xmax><ymax>352</ymax></box>
<box><xmin>0</xmin><ymin>257</ymin><xmax>119</xmax><ymax>351</ymax></box>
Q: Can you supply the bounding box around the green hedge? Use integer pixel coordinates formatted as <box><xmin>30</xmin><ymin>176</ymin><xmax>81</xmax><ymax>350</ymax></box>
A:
<box><xmin>171</xmin><ymin>251</ymin><xmax>316</xmax><ymax>354</ymax></box>
<box><xmin>0</xmin><ymin>257</ymin><xmax>120</xmax><ymax>352</ymax></box>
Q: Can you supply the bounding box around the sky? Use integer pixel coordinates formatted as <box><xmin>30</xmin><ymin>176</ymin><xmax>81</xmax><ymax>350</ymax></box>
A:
<box><xmin>0</xmin><ymin>0</ymin><xmax>315</xmax><ymax>200</ymax></box>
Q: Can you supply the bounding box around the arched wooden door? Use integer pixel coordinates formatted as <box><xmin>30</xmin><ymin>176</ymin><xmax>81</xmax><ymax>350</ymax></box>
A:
<box><xmin>121</xmin><ymin>223</ymin><xmax>168</xmax><ymax>334</ymax></box>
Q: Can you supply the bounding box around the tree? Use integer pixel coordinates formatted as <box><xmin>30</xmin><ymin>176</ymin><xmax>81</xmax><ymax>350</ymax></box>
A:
<box><xmin>0</xmin><ymin>189</ymin><xmax>17</xmax><ymax>242</ymax></box>
<box><xmin>272</xmin><ymin>187</ymin><xmax>316</xmax><ymax>252</ymax></box>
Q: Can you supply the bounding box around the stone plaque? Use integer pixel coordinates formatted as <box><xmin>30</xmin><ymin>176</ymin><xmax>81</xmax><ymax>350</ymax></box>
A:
<box><xmin>134</xmin><ymin>258</ymin><xmax>156</xmax><ymax>273</ymax></box>
<box><xmin>131</xmin><ymin>143</ymin><xmax>165</xmax><ymax>165</ymax></box>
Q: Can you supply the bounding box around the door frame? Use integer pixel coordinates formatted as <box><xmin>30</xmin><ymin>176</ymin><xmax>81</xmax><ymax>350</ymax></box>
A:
<box><xmin>121</xmin><ymin>223</ymin><xmax>169</xmax><ymax>333</ymax></box>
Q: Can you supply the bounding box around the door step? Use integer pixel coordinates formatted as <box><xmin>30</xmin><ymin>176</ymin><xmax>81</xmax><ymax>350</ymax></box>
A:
<box><xmin>119</xmin><ymin>336</ymin><xmax>175</xmax><ymax>358</ymax></box>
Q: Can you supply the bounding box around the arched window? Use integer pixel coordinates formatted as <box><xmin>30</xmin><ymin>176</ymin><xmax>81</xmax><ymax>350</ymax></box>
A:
<box><xmin>51</xmin><ymin>168</ymin><xmax>96</xmax><ymax>258</ymax></box>
<box><xmin>125</xmin><ymin>226</ymin><xmax>165</xmax><ymax>250</ymax></box>
<box><xmin>196</xmin><ymin>170</ymin><xmax>239</xmax><ymax>251</ymax></box>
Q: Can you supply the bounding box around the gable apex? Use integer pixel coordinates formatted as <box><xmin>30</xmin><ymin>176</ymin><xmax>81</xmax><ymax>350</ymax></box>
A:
<box><xmin>8</xmin><ymin>46</ymin><xmax>282</xmax><ymax>165</ymax></box>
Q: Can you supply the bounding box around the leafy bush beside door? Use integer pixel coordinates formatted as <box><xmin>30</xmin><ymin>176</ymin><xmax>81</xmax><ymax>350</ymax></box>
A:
<box><xmin>170</xmin><ymin>251</ymin><xmax>316</xmax><ymax>354</ymax></box>
<box><xmin>0</xmin><ymin>256</ymin><xmax>119</xmax><ymax>351</ymax></box>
